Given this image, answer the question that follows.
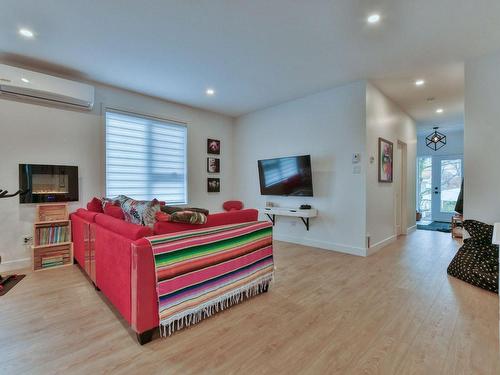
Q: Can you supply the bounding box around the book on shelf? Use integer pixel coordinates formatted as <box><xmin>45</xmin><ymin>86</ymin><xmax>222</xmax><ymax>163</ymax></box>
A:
<box><xmin>36</xmin><ymin>225</ymin><xmax>69</xmax><ymax>246</ymax></box>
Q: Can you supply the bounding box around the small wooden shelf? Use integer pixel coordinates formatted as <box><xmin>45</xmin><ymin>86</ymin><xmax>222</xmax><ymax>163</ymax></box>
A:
<box><xmin>33</xmin><ymin>241</ymin><xmax>73</xmax><ymax>249</ymax></box>
<box><xmin>36</xmin><ymin>203</ymin><xmax>69</xmax><ymax>222</ymax></box>
<box><xmin>451</xmin><ymin>214</ymin><xmax>463</xmax><ymax>239</ymax></box>
<box><xmin>34</xmin><ymin>219</ymin><xmax>71</xmax><ymax>225</ymax></box>
<box><xmin>32</xmin><ymin>203</ymin><xmax>73</xmax><ymax>272</ymax></box>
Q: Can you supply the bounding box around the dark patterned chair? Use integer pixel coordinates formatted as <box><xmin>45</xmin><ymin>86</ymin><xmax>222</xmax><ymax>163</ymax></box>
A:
<box><xmin>447</xmin><ymin>220</ymin><xmax>499</xmax><ymax>293</ymax></box>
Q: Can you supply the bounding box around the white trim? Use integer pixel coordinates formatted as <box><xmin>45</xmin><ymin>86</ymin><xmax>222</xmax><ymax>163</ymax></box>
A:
<box><xmin>0</xmin><ymin>257</ymin><xmax>31</xmax><ymax>272</ymax></box>
<box><xmin>493</xmin><ymin>223</ymin><xmax>500</xmax><ymax>245</ymax></box>
<box><xmin>407</xmin><ymin>225</ymin><xmax>417</xmax><ymax>233</ymax></box>
<box><xmin>366</xmin><ymin>235</ymin><xmax>397</xmax><ymax>256</ymax></box>
<box><xmin>102</xmin><ymin>105</ymin><xmax>188</xmax><ymax>126</ymax></box>
<box><xmin>273</xmin><ymin>234</ymin><xmax>367</xmax><ymax>257</ymax></box>
<box><xmin>395</xmin><ymin>140</ymin><xmax>408</xmax><ymax>236</ymax></box>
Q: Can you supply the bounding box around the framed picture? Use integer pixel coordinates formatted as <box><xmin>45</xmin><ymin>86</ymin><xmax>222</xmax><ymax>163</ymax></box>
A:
<box><xmin>207</xmin><ymin>178</ymin><xmax>220</xmax><ymax>193</ymax></box>
<box><xmin>378</xmin><ymin>137</ymin><xmax>393</xmax><ymax>183</ymax></box>
<box><xmin>207</xmin><ymin>139</ymin><xmax>220</xmax><ymax>154</ymax></box>
<box><xmin>207</xmin><ymin>157</ymin><xmax>220</xmax><ymax>173</ymax></box>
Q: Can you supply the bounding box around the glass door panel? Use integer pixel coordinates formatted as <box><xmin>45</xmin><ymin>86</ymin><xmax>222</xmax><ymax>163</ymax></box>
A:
<box><xmin>417</xmin><ymin>157</ymin><xmax>432</xmax><ymax>221</ymax></box>
<box><xmin>417</xmin><ymin>155</ymin><xmax>463</xmax><ymax>223</ymax></box>
<box><xmin>440</xmin><ymin>159</ymin><xmax>462</xmax><ymax>213</ymax></box>
<box><xmin>432</xmin><ymin>156</ymin><xmax>463</xmax><ymax>222</ymax></box>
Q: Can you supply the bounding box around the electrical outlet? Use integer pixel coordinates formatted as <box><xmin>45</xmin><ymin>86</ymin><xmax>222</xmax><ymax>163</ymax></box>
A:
<box><xmin>23</xmin><ymin>236</ymin><xmax>33</xmax><ymax>245</ymax></box>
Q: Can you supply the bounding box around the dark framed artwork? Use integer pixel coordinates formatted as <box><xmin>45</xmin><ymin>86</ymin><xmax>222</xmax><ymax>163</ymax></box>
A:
<box><xmin>207</xmin><ymin>178</ymin><xmax>220</xmax><ymax>193</ymax></box>
<box><xmin>207</xmin><ymin>157</ymin><xmax>220</xmax><ymax>173</ymax></box>
<box><xmin>207</xmin><ymin>139</ymin><xmax>221</xmax><ymax>155</ymax></box>
<box><xmin>378</xmin><ymin>137</ymin><xmax>393</xmax><ymax>183</ymax></box>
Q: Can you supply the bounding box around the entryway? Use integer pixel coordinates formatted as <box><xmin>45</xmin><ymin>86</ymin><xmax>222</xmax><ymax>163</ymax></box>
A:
<box><xmin>417</xmin><ymin>154</ymin><xmax>463</xmax><ymax>226</ymax></box>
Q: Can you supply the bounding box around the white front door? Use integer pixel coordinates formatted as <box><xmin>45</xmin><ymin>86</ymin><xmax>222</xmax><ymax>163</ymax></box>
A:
<box><xmin>431</xmin><ymin>156</ymin><xmax>463</xmax><ymax>222</ymax></box>
<box><xmin>417</xmin><ymin>155</ymin><xmax>463</xmax><ymax>223</ymax></box>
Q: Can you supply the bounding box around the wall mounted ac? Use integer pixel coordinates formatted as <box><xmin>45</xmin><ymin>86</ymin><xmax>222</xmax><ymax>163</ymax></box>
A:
<box><xmin>0</xmin><ymin>64</ymin><xmax>94</xmax><ymax>110</ymax></box>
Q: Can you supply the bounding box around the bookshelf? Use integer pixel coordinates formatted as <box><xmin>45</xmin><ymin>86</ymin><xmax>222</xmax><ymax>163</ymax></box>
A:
<box><xmin>32</xmin><ymin>203</ymin><xmax>73</xmax><ymax>272</ymax></box>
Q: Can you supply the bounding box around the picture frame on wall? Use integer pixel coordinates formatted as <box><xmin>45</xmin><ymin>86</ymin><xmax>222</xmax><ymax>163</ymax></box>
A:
<box><xmin>207</xmin><ymin>139</ymin><xmax>221</xmax><ymax>155</ymax></box>
<box><xmin>207</xmin><ymin>178</ymin><xmax>220</xmax><ymax>193</ymax></box>
<box><xmin>207</xmin><ymin>157</ymin><xmax>220</xmax><ymax>173</ymax></box>
<box><xmin>378</xmin><ymin>137</ymin><xmax>393</xmax><ymax>183</ymax></box>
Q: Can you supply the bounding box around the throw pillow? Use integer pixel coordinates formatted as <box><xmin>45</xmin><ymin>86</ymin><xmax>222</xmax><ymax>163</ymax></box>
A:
<box><xmin>87</xmin><ymin>197</ymin><xmax>103</xmax><ymax>213</ymax></box>
<box><xmin>161</xmin><ymin>205</ymin><xmax>209</xmax><ymax>216</ymax></box>
<box><xmin>120</xmin><ymin>197</ymin><xmax>161</xmax><ymax>227</ymax></box>
<box><xmin>169</xmin><ymin>210</ymin><xmax>207</xmax><ymax>225</ymax></box>
<box><xmin>155</xmin><ymin>211</ymin><xmax>171</xmax><ymax>222</ymax></box>
<box><xmin>103</xmin><ymin>204</ymin><xmax>125</xmax><ymax>220</ymax></box>
<box><xmin>464</xmin><ymin>220</ymin><xmax>494</xmax><ymax>245</ymax></box>
<box><xmin>101</xmin><ymin>197</ymin><xmax>120</xmax><ymax>210</ymax></box>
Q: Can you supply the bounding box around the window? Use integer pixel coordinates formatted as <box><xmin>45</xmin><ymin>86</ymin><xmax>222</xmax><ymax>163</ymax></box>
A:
<box><xmin>105</xmin><ymin>110</ymin><xmax>187</xmax><ymax>204</ymax></box>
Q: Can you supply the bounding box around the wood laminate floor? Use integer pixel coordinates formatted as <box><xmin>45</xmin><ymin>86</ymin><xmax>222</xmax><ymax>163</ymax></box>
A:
<box><xmin>0</xmin><ymin>230</ymin><xmax>498</xmax><ymax>374</ymax></box>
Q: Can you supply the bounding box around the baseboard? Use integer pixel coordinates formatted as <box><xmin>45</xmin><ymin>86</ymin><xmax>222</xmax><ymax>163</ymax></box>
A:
<box><xmin>0</xmin><ymin>257</ymin><xmax>31</xmax><ymax>273</ymax></box>
<box><xmin>407</xmin><ymin>225</ymin><xmax>417</xmax><ymax>234</ymax></box>
<box><xmin>273</xmin><ymin>233</ymin><xmax>367</xmax><ymax>257</ymax></box>
<box><xmin>366</xmin><ymin>235</ymin><xmax>397</xmax><ymax>256</ymax></box>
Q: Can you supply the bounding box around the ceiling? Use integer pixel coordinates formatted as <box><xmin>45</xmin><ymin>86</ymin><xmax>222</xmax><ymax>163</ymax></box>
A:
<box><xmin>1</xmin><ymin>1</ymin><xmax>500</xmax><ymax>123</ymax></box>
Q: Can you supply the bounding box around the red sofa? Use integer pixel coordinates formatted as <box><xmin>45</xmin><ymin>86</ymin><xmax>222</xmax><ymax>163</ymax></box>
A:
<box><xmin>70</xmin><ymin>207</ymin><xmax>260</xmax><ymax>344</ymax></box>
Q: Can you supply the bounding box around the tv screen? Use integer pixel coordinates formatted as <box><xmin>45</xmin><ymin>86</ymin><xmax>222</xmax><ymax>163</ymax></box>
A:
<box><xmin>19</xmin><ymin>164</ymin><xmax>79</xmax><ymax>203</ymax></box>
<box><xmin>258</xmin><ymin>155</ymin><xmax>313</xmax><ymax>196</ymax></box>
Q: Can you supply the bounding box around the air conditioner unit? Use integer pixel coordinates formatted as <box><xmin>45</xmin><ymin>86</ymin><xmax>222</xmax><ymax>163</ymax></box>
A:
<box><xmin>0</xmin><ymin>64</ymin><xmax>94</xmax><ymax>110</ymax></box>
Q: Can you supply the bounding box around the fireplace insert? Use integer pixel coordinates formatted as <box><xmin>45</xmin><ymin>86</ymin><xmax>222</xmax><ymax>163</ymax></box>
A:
<box><xmin>19</xmin><ymin>164</ymin><xmax>79</xmax><ymax>203</ymax></box>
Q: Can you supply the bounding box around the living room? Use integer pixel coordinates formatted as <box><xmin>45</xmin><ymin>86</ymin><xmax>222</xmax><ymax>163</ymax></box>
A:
<box><xmin>1</xmin><ymin>1</ymin><xmax>499</xmax><ymax>374</ymax></box>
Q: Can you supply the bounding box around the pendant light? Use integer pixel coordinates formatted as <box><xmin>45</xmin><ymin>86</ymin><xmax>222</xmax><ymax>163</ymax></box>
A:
<box><xmin>426</xmin><ymin>126</ymin><xmax>446</xmax><ymax>151</ymax></box>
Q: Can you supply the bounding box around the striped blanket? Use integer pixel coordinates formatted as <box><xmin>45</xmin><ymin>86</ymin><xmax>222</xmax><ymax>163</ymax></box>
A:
<box><xmin>146</xmin><ymin>221</ymin><xmax>274</xmax><ymax>336</ymax></box>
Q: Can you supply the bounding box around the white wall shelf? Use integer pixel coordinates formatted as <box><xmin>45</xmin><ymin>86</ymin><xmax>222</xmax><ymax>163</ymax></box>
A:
<box><xmin>259</xmin><ymin>207</ymin><xmax>318</xmax><ymax>231</ymax></box>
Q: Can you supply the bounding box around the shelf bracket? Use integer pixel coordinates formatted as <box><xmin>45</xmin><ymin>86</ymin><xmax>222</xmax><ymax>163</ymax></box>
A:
<box><xmin>300</xmin><ymin>217</ymin><xmax>310</xmax><ymax>231</ymax></box>
<box><xmin>265</xmin><ymin>213</ymin><xmax>276</xmax><ymax>226</ymax></box>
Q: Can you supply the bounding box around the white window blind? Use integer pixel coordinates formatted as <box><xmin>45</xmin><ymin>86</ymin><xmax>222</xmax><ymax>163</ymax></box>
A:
<box><xmin>105</xmin><ymin>110</ymin><xmax>187</xmax><ymax>204</ymax></box>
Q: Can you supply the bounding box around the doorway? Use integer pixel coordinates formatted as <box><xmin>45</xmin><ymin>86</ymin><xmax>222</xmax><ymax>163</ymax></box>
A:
<box><xmin>417</xmin><ymin>155</ymin><xmax>463</xmax><ymax>223</ymax></box>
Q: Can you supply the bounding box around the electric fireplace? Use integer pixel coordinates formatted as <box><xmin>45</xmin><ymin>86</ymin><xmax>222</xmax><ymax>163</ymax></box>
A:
<box><xmin>19</xmin><ymin>164</ymin><xmax>79</xmax><ymax>203</ymax></box>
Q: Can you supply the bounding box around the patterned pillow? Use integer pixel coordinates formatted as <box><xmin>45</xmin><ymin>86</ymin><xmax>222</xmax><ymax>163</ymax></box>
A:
<box><xmin>160</xmin><ymin>205</ymin><xmax>209</xmax><ymax>216</ymax></box>
<box><xmin>120</xmin><ymin>197</ymin><xmax>161</xmax><ymax>227</ymax></box>
<box><xmin>114</xmin><ymin>195</ymin><xmax>131</xmax><ymax>206</ymax></box>
<box><xmin>172</xmin><ymin>211</ymin><xmax>207</xmax><ymax>224</ymax></box>
<box><xmin>463</xmin><ymin>220</ymin><xmax>494</xmax><ymax>245</ymax></box>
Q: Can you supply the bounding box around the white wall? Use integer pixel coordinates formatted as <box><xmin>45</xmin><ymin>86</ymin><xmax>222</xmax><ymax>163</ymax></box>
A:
<box><xmin>417</xmin><ymin>129</ymin><xmax>464</xmax><ymax>157</ymax></box>
<box><xmin>365</xmin><ymin>83</ymin><xmax>417</xmax><ymax>251</ymax></box>
<box><xmin>0</xmin><ymin>83</ymin><xmax>234</xmax><ymax>271</ymax></box>
<box><xmin>234</xmin><ymin>81</ymin><xmax>368</xmax><ymax>255</ymax></box>
<box><xmin>464</xmin><ymin>51</ymin><xmax>500</xmax><ymax>224</ymax></box>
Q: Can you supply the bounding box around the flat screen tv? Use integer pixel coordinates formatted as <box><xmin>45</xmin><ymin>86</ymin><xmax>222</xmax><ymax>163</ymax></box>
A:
<box><xmin>258</xmin><ymin>155</ymin><xmax>313</xmax><ymax>196</ymax></box>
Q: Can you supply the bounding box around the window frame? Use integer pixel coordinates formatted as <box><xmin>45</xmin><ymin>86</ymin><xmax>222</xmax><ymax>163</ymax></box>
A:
<box><xmin>104</xmin><ymin>107</ymin><xmax>188</xmax><ymax>204</ymax></box>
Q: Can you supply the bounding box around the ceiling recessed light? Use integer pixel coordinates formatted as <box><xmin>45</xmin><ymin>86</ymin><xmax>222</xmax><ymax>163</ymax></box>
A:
<box><xmin>436</xmin><ymin>108</ymin><xmax>444</xmax><ymax>114</ymax></box>
<box><xmin>367</xmin><ymin>14</ymin><xmax>381</xmax><ymax>24</ymax></box>
<box><xmin>21</xmin><ymin>78</ymin><xmax>30</xmax><ymax>83</ymax></box>
<box><xmin>19</xmin><ymin>28</ymin><xmax>35</xmax><ymax>38</ymax></box>
<box><xmin>206</xmin><ymin>88</ymin><xmax>215</xmax><ymax>96</ymax></box>
<box><xmin>415</xmin><ymin>79</ymin><xmax>425</xmax><ymax>86</ymax></box>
